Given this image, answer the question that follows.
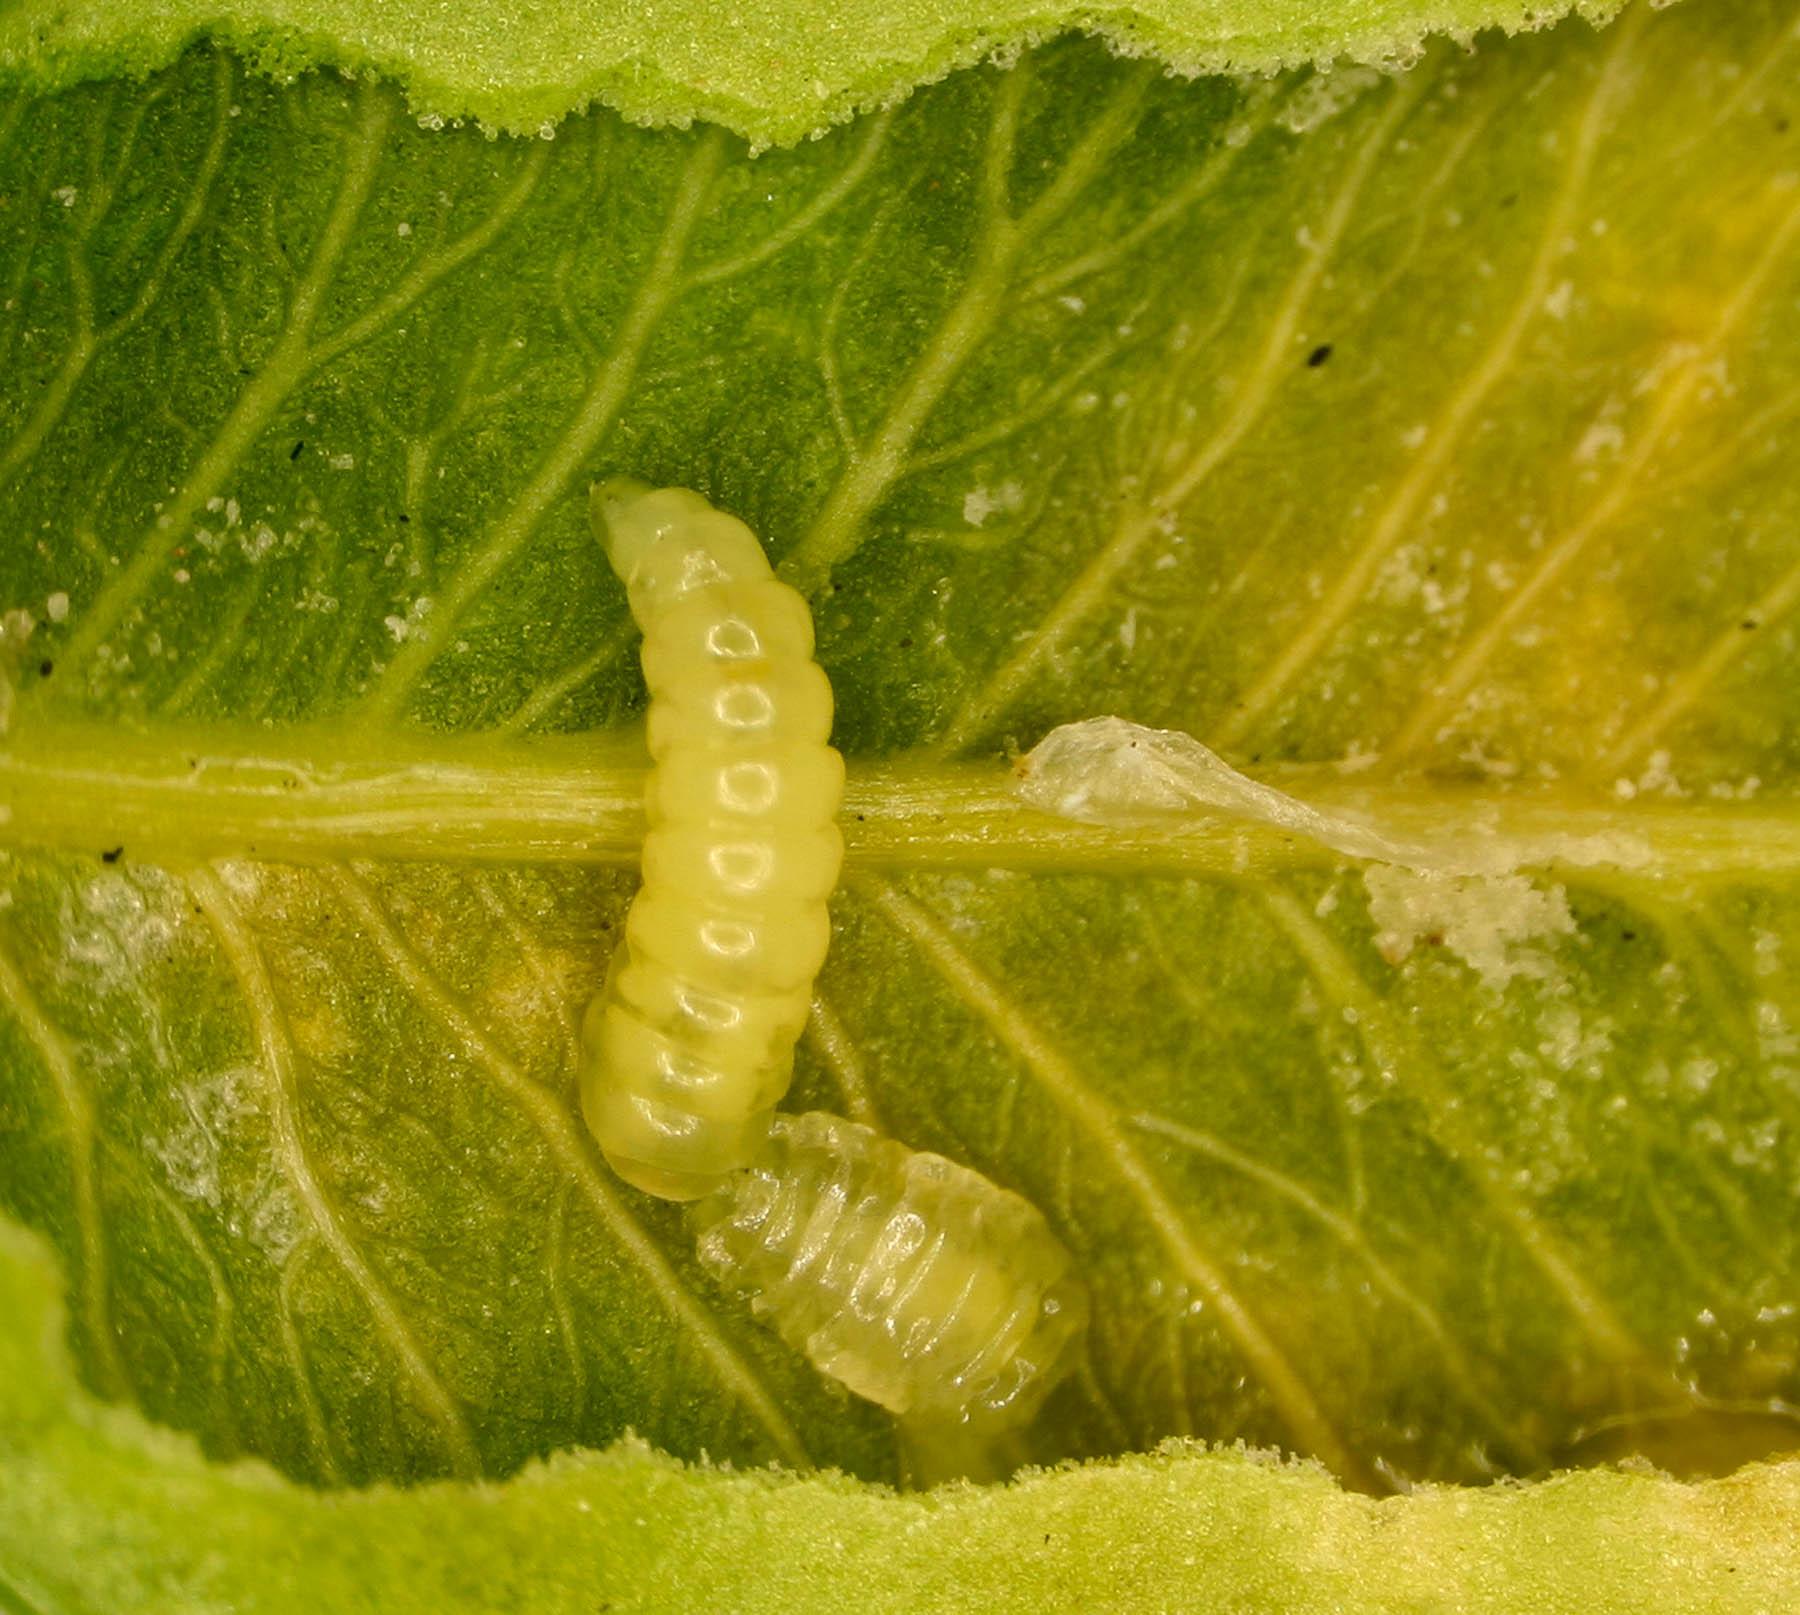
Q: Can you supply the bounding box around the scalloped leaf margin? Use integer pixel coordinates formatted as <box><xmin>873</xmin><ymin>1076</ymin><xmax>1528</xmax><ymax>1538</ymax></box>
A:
<box><xmin>1</xmin><ymin>1217</ymin><xmax>1796</xmax><ymax>1614</ymax></box>
<box><xmin>0</xmin><ymin>0</ymin><xmax>1622</xmax><ymax>145</ymax></box>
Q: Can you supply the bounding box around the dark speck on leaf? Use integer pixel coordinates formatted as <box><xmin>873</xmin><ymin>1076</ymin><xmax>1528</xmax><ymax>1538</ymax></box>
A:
<box><xmin>100</xmin><ymin>847</ymin><xmax>124</xmax><ymax>864</ymax></box>
<box><xmin>289</xmin><ymin>440</ymin><xmax>305</xmax><ymax>460</ymax></box>
<box><xmin>1306</xmin><ymin>343</ymin><xmax>1333</xmax><ymax>368</ymax></box>
<box><xmin>1742</xmin><ymin>618</ymin><xmax>1760</xmax><ymax>631</ymax></box>
<box><xmin>38</xmin><ymin>659</ymin><xmax>52</xmax><ymax>677</ymax></box>
<box><xmin>1622</xmin><ymin>930</ymin><xmax>1637</xmax><ymax>941</ymax></box>
<box><xmin>397</xmin><ymin>511</ymin><xmax>410</xmax><ymax>523</ymax></box>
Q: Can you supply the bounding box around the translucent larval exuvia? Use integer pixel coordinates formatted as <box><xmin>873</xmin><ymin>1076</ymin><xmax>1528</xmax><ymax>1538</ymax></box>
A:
<box><xmin>692</xmin><ymin>1110</ymin><xmax>1090</xmax><ymax>1433</ymax></box>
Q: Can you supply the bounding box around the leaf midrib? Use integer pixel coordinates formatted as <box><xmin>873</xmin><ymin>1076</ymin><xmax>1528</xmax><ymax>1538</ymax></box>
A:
<box><xmin>3</xmin><ymin>712</ymin><xmax>1794</xmax><ymax>877</ymax></box>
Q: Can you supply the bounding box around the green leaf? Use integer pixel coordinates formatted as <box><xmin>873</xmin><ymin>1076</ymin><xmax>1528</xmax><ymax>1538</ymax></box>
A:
<box><xmin>1</xmin><ymin>0</ymin><xmax>1798</xmax><ymax>1592</ymax></box>
<box><xmin>3</xmin><ymin>1218</ymin><xmax>1798</xmax><ymax>1612</ymax></box>
<box><xmin>0</xmin><ymin>0</ymin><xmax>1625</xmax><ymax>145</ymax></box>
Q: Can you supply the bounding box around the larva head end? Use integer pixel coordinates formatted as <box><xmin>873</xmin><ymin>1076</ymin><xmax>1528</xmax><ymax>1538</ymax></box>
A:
<box><xmin>590</xmin><ymin>478</ymin><xmax>660</xmax><ymax>580</ymax></box>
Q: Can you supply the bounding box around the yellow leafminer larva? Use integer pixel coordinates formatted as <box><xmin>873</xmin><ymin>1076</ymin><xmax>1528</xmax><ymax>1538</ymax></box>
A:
<box><xmin>580</xmin><ymin>481</ymin><xmax>844</xmax><ymax>1200</ymax></box>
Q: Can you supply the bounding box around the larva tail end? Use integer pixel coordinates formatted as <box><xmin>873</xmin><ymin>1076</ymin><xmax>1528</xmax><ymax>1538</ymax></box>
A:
<box><xmin>601</xmin><ymin>1145</ymin><xmax>729</xmax><ymax>1203</ymax></box>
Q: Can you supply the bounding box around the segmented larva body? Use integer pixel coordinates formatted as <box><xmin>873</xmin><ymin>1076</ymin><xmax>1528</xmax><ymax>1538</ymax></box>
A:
<box><xmin>581</xmin><ymin>481</ymin><xmax>844</xmax><ymax>1201</ymax></box>
<box><xmin>692</xmin><ymin>1111</ymin><xmax>1089</xmax><ymax>1431</ymax></box>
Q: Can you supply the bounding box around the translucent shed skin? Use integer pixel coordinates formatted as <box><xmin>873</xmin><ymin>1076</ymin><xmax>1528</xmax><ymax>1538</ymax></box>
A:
<box><xmin>691</xmin><ymin>1111</ymin><xmax>1090</xmax><ymax>1435</ymax></box>
<box><xmin>581</xmin><ymin>482</ymin><xmax>845</xmax><ymax>1200</ymax></box>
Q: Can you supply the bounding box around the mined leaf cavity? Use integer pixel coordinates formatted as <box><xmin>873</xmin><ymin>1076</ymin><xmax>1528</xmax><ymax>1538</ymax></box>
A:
<box><xmin>0</xmin><ymin>0</ymin><xmax>1629</xmax><ymax>146</ymax></box>
<box><xmin>0</xmin><ymin>0</ymin><xmax>1798</xmax><ymax>1550</ymax></box>
<box><xmin>1</xmin><ymin>1219</ymin><xmax>1798</xmax><ymax>1614</ymax></box>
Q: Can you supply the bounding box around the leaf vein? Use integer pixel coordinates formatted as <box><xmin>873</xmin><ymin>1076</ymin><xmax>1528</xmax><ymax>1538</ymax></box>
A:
<box><xmin>1386</xmin><ymin>181</ymin><xmax>1800</xmax><ymax>760</ymax></box>
<box><xmin>935</xmin><ymin>73</ymin><xmax>1421</xmax><ymax>756</ymax></box>
<box><xmin>186</xmin><ymin>861</ymin><xmax>482</xmax><ymax>1477</ymax></box>
<box><xmin>857</xmin><ymin>871</ymin><xmax>1377</xmax><ymax>1488</ymax></box>
<box><xmin>0</xmin><ymin>933</ymin><xmax>129</xmax><ymax>1397</ymax></box>
<box><xmin>52</xmin><ymin>83</ymin><xmax>395</xmax><ymax>689</ymax></box>
<box><xmin>782</xmin><ymin>63</ymin><xmax>1153</xmax><ymax>592</ymax></box>
<box><xmin>357</xmin><ymin>129</ymin><xmax>729</xmax><ymax>724</ymax></box>
<box><xmin>1600</xmin><ymin>549</ymin><xmax>1800</xmax><ymax>777</ymax></box>
<box><xmin>1127</xmin><ymin>1106</ymin><xmax>1547</xmax><ymax>1470</ymax></box>
<box><xmin>1258</xmin><ymin>885</ymin><xmax>1662</xmax><ymax>1379</ymax></box>
<box><xmin>1211</xmin><ymin>21</ymin><xmax>1633</xmax><ymax>751</ymax></box>
<box><xmin>325</xmin><ymin>861</ymin><xmax>814</xmax><ymax>1467</ymax></box>
<box><xmin>275</xmin><ymin>1239</ymin><xmax>344</xmax><ymax>1483</ymax></box>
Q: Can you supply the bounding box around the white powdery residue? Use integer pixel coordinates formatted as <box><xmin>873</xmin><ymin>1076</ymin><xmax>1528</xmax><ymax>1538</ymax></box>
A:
<box><xmin>1543</xmin><ymin>280</ymin><xmax>1574</xmax><ymax>320</ymax></box>
<box><xmin>1277</xmin><ymin>68</ymin><xmax>1384</xmax><ymax>135</ymax></box>
<box><xmin>52</xmin><ymin>185</ymin><xmax>78</xmax><ymax>208</ymax></box>
<box><xmin>144</xmin><ymin>1064</ymin><xmax>261</xmax><ymax>1207</ymax></box>
<box><xmin>1364</xmin><ymin>865</ymin><xmax>1576</xmax><ymax>991</ymax></box>
<box><xmin>45</xmin><ymin>591</ymin><xmax>70</xmax><ymax>623</ymax></box>
<box><xmin>212</xmin><ymin>859</ymin><xmax>264</xmax><ymax>903</ymax></box>
<box><xmin>1755</xmin><ymin>1000</ymin><xmax>1798</xmax><ymax>1061</ymax></box>
<box><xmin>961</xmin><ymin>480</ymin><xmax>1024</xmax><ymax>528</ymax></box>
<box><xmin>1680</xmin><ymin>1056</ymin><xmax>1719</xmax><ymax>1096</ymax></box>
<box><xmin>240</xmin><ymin>522</ymin><xmax>278</xmax><ymax>561</ymax></box>
<box><xmin>382</xmin><ymin>595</ymin><xmax>433</xmax><ymax>644</ymax></box>
<box><xmin>248</xmin><ymin>1175</ymin><xmax>306</xmax><ymax>1263</ymax></box>
<box><xmin>72</xmin><ymin>870</ymin><xmax>180</xmax><ymax>973</ymax></box>
<box><xmin>1536</xmin><ymin>1002</ymin><xmax>1612</xmax><ymax>1074</ymax></box>
<box><xmin>1374</xmin><ymin>542</ymin><xmax>1425</xmax><ymax>605</ymax></box>
<box><xmin>1535</xmin><ymin>829</ymin><xmax>1655</xmax><ymax>869</ymax></box>
<box><xmin>1574</xmin><ymin>419</ymin><xmax>1625</xmax><ymax>464</ymax></box>
<box><xmin>1634</xmin><ymin>749</ymin><xmax>1684</xmax><ymax>798</ymax></box>
<box><xmin>329</xmin><ymin>452</ymin><xmax>357</xmax><ymax>471</ymax></box>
